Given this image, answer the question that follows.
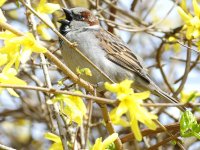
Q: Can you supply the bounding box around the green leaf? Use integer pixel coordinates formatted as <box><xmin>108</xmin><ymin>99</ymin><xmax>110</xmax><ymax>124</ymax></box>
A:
<box><xmin>16</xmin><ymin>0</ymin><xmax>20</xmax><ymax>8</ymax></box>
<box><xmin>76</xmin><ymin>67</ymin><xmax>92</xmax><ymax>76</ymax></box>
<box><xmin>192</xmin><ymin>131</ymin><xmax>200</xmax><ymax>139</ymax></box>
<box><xmin>180</xmin><ymin>110</ymin><xmax>200</xmax><ymax>139</ymax></box>
<box><xmin>187</xmin><ymin>91</ymin><xmax>198</xmax><ymax>102</ymax></box>
<box><xmin>106</xmin><ymin>142</ymin><xmax>116</xmax><ymax>150</ymax></box>
<box><xmin>171</xmin><ymin>140</ymin><xmax>177</xmax><ymax>145</ymax></box>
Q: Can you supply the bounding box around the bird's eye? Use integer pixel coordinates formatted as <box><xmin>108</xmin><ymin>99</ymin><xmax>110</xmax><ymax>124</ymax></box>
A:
<box><xmin>72</xmin><ymin>12</ymin><xmax>84</xmax><ymax>21</ymax></box>
<box><xmin>76</xmin><ymin>15</ymin><xmax>83</xmax><ymax>20</ymax></box>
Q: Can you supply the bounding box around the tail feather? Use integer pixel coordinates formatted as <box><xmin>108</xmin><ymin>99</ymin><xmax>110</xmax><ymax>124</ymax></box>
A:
<box><xmin>151</xmin><ymin>84</ymin><xmax>186</xmax><ymax>111</ymax></box>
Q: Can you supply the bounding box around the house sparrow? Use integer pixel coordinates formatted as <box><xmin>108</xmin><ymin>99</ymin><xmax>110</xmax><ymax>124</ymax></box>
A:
<box><xmin>59</xmin><ymin>7</ymin><xmax>185</xmax><ymax>111</ymax></box>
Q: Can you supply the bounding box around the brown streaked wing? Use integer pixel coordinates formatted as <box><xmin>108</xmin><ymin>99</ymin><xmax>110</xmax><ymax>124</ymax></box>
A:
<box><xmin>96</xmin><ymin>29</ymin><xmax>150</xmax><ymax>83</ymax></box>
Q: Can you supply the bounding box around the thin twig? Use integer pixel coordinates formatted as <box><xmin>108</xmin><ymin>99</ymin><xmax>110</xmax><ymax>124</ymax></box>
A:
<box><xmin>147</xmin><ymin>133</ymin><xmax>182</xmax><ymax>150</ymax></box>
<box><xmin>107</xmin><ymin>0</ymin><xmax>116</xmax><ymax>33</ymax></box>
<box><xmin>25</xmin><ymin>0</ymin><xmax>55</xmax><ymax>132</ymax></box>
<box><xmin>0</xmin><ymin>84</ymin><xmax>115</xmax><ymax>104</ymax></box>
<box><xmin>102</xmin><ymin>0</ymin><xmax>147</xmax><ymax>26</ymax></box>
<box><xmin>60</xmin><ymin>0</ymin><xmax>68</xmax><ymax>8</ymax></box>
<box><xmin>80</xmin><ymin>125</ymin><xmax>85</xmax><ymax>148</ymax></box>
<box><xmin>99</xmin><ymin>104</ymin><xmax>123</xmax><ymax>149</ymax></box>
<box><xmin>143</xmin><ymin>0</ymin><xmax>158</xmax><ymax>20</ymax></box>
<box><xmin>96</xmin><ymin>0</ymin><xmax>99</xmax><ymax>10</ymax></box>
<box><xmin>154</xmin><ymin>120</ymin><xmax>184</xmax><ymax>149</ymax></box>
<box><xmin>156</xmin><ymin>42</ymin><xmax>174</xmax><ymax>93</ymax></box>
<box><xmin>170</xmin><ymin>57</ymin><xmax>200</xmax><ymax>64</ymax></box>
<box><xmin>84</xmin><ymin>99</ymin><xmax>94</xmax><ymax>149</ymax></box>
<box><xmin>121</xmin><ymin>121</ymin><xmax>180</xmax><ymax>143</ymax></box>
<box><xmin>174</xmin><ymin>41</ymin><xmax>191</xmax><ymax>96</ymax></box>
<box><xmin>131</xmin><ymin>0</ymin><xmax>139</xmax><ymax>11</ymax></box>
<box><xmin>145</xmin><ymin>0</ymin><xmax>178</xmax><ymax>30</ymax></box>
<box><xmin>0</xmin><ymin>143</ymin><xmax>16</xmax><ymax>150</ymax></box>
<box><xmin>142</xmin><ymin>103</ymin><xmax>200</xmax><ymax>107</ymax></box>
<box><xmin>174</xmin><ymin>54</ymin><xmax>200</xmax><ymax>84</ymax></box>
<box><xmin>89</xmin><ymin>0</ymin><xmax>134</xmax><ymax>25</ymax></box>
<box><xmin>177</xmin><ymin>40</ymin><xmax>200</xmax><ymax>54</ymax></box>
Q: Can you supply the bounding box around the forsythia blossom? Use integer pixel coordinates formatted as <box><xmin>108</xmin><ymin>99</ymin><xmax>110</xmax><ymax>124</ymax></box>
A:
<box><xmin>50</xmin><ymin>91</ymin><xmax>87</xmax><ymax>125</ymax></box>
<box><xmin>177</xmin><ymin>0</ymin><xmax>200</xmax><ymax>39</ymax></box>
<box><xmin>0</xmin><ymin>0</ymin><xmax>6</xmax><ymax>7</ymax></box>
<box><xmin>44</xmin><ymin>132</ymin><xmax>63</xmax><ymax>150</ymax></box>
<box><xmin>105</xmin><ymin>80</ymin><xmax>158</xmax><ymax>141</ymax></box>
<box><xmin>0</xmin><ymin>68</ymin><xmax>27</xmax><ymax>97</ymax></box>
<box><xmin>35</xmin><ymin>0</ymin><xmax>60</xmax><ymax>40</ymax></box>
<box><xmin>92</xmin><ymin>133</ymin><xmax>118</xmax><ymax>150</ymax></box>
<box><xmin>180</xmin><ymin>90</ymin><xmax>200</xmax><ymax>103</ymax></box>
<box><xmin>0</xmin><ymin>31</ymin><xmax>47</xmax><ymax>96</ymax></box>
<box><xmin>164</xmin><ymin>36</ymin><xmax>181</xmax><ymax>53</ymax></box>
<box><xmin>0</xmin><ymin>31</ymin><xmax>47</xmax><ymax>69</ymax></box>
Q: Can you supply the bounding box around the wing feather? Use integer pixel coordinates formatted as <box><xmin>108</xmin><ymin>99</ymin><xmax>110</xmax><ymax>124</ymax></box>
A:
<box><xmin>96</xmin><ymin>29</ymin><xmax>150</xmax><ymax>83</ymax></box>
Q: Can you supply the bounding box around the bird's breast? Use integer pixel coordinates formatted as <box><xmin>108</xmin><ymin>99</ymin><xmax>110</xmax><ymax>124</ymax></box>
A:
<box><xmin>60</xmin><ymin>29</ymin><xmax>135</xmax><ymax>90</ymax></box>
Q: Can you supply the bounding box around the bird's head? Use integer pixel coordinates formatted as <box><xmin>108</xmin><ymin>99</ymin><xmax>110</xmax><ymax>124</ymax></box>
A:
<box><xmin>59</xmin><ymin>7</ymin><xmax>99</xmax><ymax>35</ymax></box>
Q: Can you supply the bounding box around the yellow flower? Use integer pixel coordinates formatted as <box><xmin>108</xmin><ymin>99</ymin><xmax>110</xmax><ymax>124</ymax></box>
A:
<box><xmin>110</xmin><ymin>107</ymin><xmax>129</xmax><ymax>127</ymax></box>
<box><xmin>92</xmin><ymin>133</ymin><xmax>118</xmax><ymax>150</ymax></box>
<box><xmin>0</xmin><ymin>53</ymin><xmax>8</xmax><ymax>66</ymax></box>
<box><xmin>0</xmin><ymin>31</ymin><xmax>47</xmax><ymax>69</ymax></box>
<box><xmin>50</xmin><ymin>91</ymin><xmax>87</xmax><ymax>125</ymax></box>
<box><xmin>36</xmin><ymin>0</ymin><xmax>60</xmax><ymax>14</ymax></box>
<box><xmin>105</xmin><ymin>80</ymin><xmax>158</xmax><ymax>141</ymax></box>
<box><xmin>44</xmin><ymin>132</ymin><xmax>63</xmax><ymax>150</ymax></box>
<box><xmin>177</xmin><ymin>0</ymin><xmax>200</xmax><ymax>39</ymax></box>
<box><xmin>34</xmin><ymin>0</ymin><xmax>60</xmax><ymax>39</ymax></box>
<box><xmin>196</xmin><ymin>40</ymin><xmax>200</xmax><ymax>50</ymax></box>
<box><xmin>0</xmin><ymin>0</ymin><xmax>6</xmax><ymax>7</ymax></box>
<box><xmin>164</xmin><ymin>36</ymin><xmax>180</xmax><ymax>53</ymax></box>
<box><xmin>128</xmin><ymin>93</ymin><xmax>157</xmax><ymax>140</ymax></box>
<box><xmin>180</xmin><ymin>90</ymin><xmax>200</xmax><ymax>103</ymax></box>
<box><xmin>105</xmin><ymin>79</ymin><xmax>133</xmax><ymax>100</ymax></box>
<box><xmin>35</xmin><ymin>0</ymin><xmax>60</xmax><ymax>27</ymax></box>
<box><xmin>0</xmin><ymin>68</ymin><xmax>27</xmax><ymax>97</ymax></box>
<box><xmin>0</xmin><ymin>31</ymin><xmax>46</xmax><ymax>97</ymax></box>
<box><xmin>180</xmin><ymin>0</ymin><xmax>188</xmax><ymax>13</ymax></box>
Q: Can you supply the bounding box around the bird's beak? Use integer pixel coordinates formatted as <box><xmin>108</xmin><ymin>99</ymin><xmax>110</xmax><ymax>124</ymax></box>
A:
<box><xmin>57</xmin><ymin>19</ymin><xmax>70</xmax><ymax>25</ymax></box>
<box><xmin>62</xmin><ymin>8</ymin><xmax>73</xmax><ymax>21</ymax></box>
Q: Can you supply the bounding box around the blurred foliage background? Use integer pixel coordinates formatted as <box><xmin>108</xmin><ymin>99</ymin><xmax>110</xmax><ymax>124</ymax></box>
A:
<box><xmin>0</xmin><ymin>0</ymin><xmax>200</xmax><ymax>150</ymax></box>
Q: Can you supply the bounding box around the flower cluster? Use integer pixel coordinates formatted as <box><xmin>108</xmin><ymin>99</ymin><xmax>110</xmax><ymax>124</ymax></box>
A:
<box><xmin>0</xmin><ymin>0</ymin><xmax>59</xmax><ymax>96</ymax></box>
<box><xmin>49</xmin><ymin>91</ymin><xmax>87</xmax><ymax>125</ymax></box>
<box><xmin>105</xmin><ymin>80</ymin><xmax>158</xmax><ymax>141</ymax></box>
<box><xmin>0</xmin><ymin>31</ymin><xmax>47</xmax><ymax>96</ymax></box>
<box><xmin>35</xmin><ymin>0</ymin><xmax>60</xmax><ymax>40</ymax></box>
<box><xmin>44</xmin><ymin>132</ymin><xmax>63</xmax><ymax>150</ymax></box>
<box><xmin>178</xmin><ymin>0</ymin><xmax>200</xmax><ymax>39</ymax></box>
<box><xmin>91</xmin><ymin>133</ymin><xmax>118</xmax><ymax>150</ymax></box>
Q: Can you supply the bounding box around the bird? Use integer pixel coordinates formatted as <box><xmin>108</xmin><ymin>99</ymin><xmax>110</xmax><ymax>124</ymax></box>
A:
<box><xmin>58</xmin><ymin>7</ymin><xmax>185</xmax><ymax>111</ymax></box>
